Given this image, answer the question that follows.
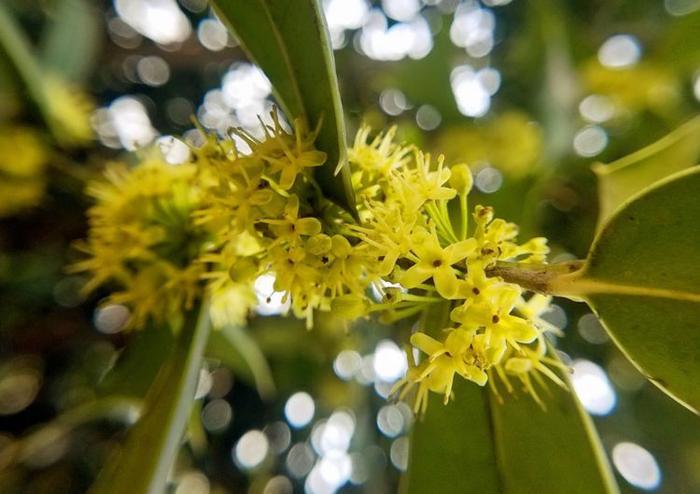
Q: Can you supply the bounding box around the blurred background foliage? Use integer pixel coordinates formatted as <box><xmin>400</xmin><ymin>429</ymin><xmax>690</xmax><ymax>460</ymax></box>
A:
<box><xmin>0</xmin><ymin>0</ymin><xmax>699</xmax><ymax>493</ymax></box>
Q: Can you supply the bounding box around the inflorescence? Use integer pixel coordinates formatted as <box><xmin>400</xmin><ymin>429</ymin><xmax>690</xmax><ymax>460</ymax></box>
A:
<box><xmin>74</xmin><ymin>112</ymin><xmax>567</xmax><ymax>412</ymax></box>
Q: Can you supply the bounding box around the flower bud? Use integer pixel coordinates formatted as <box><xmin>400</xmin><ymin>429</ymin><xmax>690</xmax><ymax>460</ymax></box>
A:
<box><xmin>448</xmin><ymin>163</ymin><xmax>473</xmax><ymax>195</ymax></box>
<box><xmin>228</xmin><ymin>257</ymin><xmax>258</xmax><ymax>282</ymax></box>
<box><xmin>306</xmin><ymin>234</ymin><xmax>332</xmax><ymax>255</ymax></box>
<box><xmin>331</xmin><ymin>295</ymin><xmax>368</xmax><ymax>320</ymax></box>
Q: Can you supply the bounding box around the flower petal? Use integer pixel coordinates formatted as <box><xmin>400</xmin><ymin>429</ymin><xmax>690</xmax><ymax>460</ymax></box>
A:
<box><xmin>445</xmin><ymin>238</ymin><xmax>477</xmax><ymax>264</ymax></box>
<box><xmin>434</xmin><ymin>266</ymin><xmax>459</xmax><ymax>299</ymax></box>
<box><xmin>410</xmin><ymin>332</ymin><xmax>443</xmax><ymax>356</ymax></box>
<box><xmin>401</xmin><ymin>264</ymin><xmax>432</xmax><ymax>288</ymax></box>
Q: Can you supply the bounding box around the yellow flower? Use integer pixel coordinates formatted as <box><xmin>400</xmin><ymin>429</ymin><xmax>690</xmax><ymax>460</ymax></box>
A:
<box><xmin>451</xmin><ymin>285</ymin><xmax>539</xmax><ymax>353</ymax></box>
<box><xmin>394</xmin><ymin>329</ymin><xmax>488</xmax><ymax>412</ymax></box>
<box><xmin>237</xmin><ymin>113</ymin><xmax>326</xmax><ymax>190</ymax></box>
<box><xmin>391</xmin><ymin>151</ymin><xmax>456</xmax><ymax>210</ymax></box>
<box><xmin>349</xmin><ymin>203</ymin><xmax>417</xmax><ymax>276</ymax></box>
<box><xmin>348</xmin><ymin>125</ymin><xmax>411</xmax><ymax>199</ymax></box>
<box><xmin>401</xmin><ymin>230</ymin><xmax>476</xmax><ymax>298</ymax></box>
<box><xmin>72</xmin><ymin>151</ymin><xmax>209</xmax><ymax>328</ymax></box>
<box><xmin>209</xmin><ymin>281</ymin><xmax>257</xmax><ymax>328</ymax></box>
<box><xmin>0</xmin><ymin>126</ymin><xmax>48</xmax><ymax>217</ymax></box>
<box><xmin>493</xmin><ymin>337</ymin><xmax>567</xmax><ymax>407</ymax></box>
<box><xmin>44</xmin><ymin>74</ymin><xmax>94</xmax><ymax>146</ymax></box>
<box><xmin>264</xmin><ymin>195</ymin><xmax>322</xmax><ymax>245</ymax></box>
<box><xmin>516</xmin><ymin>293</ymin><xmax>563</xmax><ymax>336</ymax></box>
<box><xmin>349</xmin><ymin>125</ymin><xmax>410</xmax><ymax>176</ymax></box>
<box><xmin>73</xmin><ymin>115</ymin><xmax>565</xmax><ymax>410</ymax></box>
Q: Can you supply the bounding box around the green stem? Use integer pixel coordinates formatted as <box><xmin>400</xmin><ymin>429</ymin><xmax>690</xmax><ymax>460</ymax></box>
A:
<box><xmin>486</xmin><ymin>260</ymin><xmax>585</xmax><ymax>295</ymax></box>
<box><xmin>89</xmin><ymin>302</ymin><xmax>212</xmax><ymax>494</ymax></box>
<box><xmin>459</xmin><ymin>193</ymin><xmax>468</xmax><ymax>240</ymax></box>
<box><xmin>425</xmin><ymin>201</ymin><xmax>459</xmax><ymax>244</ymax></box>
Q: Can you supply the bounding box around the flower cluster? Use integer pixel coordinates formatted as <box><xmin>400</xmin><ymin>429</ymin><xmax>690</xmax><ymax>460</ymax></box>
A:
<box><xmin>71</xmin><ymin>151</ymin><xmax>211</xmax><ymax>328</ymax></box>
<box><xmin>76</xmin><ymin>113</ymin><xmax>565</xmax><ymax>410</ymax></box>
<box><xmin>0</xmin><ymin>126</ymin><xmax>48</xmax><ymax>217</ymax></box>
<box><xmin>192</xmin><ymin>114</ymin><xmax>381</xmax><ymax>328</ymax></box>
<box><xmin>346</xmin><ymin>127</ymin><xmax>564</xmax><ymax>412</ymax></box>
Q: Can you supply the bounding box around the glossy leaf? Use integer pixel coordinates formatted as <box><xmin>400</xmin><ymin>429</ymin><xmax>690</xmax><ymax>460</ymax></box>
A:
<box><xmin>211</xmin><ymin>0</ymin><xmax>356</xmax><ymax>215</ymax></box>
<box><xmin>90</xmin><ymin>306</ymin><xmax>211</xmax><ymax>494</ymax></box>
<box><xmin>592</xmin><ymin>116</ymin><xmax>700</xmax><ymax>225</ymax></box>
<box><xmin>552</xmin><ymin>167</ymin><xmax>700</xmax><ymax>413</ymax></box>
<box><xmin>405</xmin><ymin>380</ymin><xmax>500</xmax><ymax>494</ymax></box>
<box><xmin>488</xmin><ymin>352</ymin><xmax>618</xmax><ymax>494</ymax></box>
<box><xmin>405</xmin><ymin>354</ymin><xmax>618</xmax><ymax>494</ymax></box>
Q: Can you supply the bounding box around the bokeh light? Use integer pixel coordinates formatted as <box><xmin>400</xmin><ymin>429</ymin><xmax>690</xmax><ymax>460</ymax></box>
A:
<box><xmin>92</xmin><ymin>96</ymin><xmax>158</xmax><ymax>150</ymax></box>
<box><xmin>390</xmin><ymin>437</ymin><xmax>409</xmax><ymax>471</ymax></box>
<box><xmin>286</xmin><ymin>442</ymin><xmax>316</xmax><ymax>478</ymax></box>
<box><xmin>612</xmin><ymin>442</ymin><xmax>662</xmax><ymax>490</ymax></box>
<box><xmin>197</xmin><ymin>18</ymin><xmax>230</xmax><ymax>51</ymax></box>
<box><xmin>573</xmin><ymin>125</ymin><xmax>608</xmax><ymax>157</ymax></box>
<box><xmin>577</xmin><ymin>313</ymin><xmax>610</xmax><ymax>344</ymax></box>
<box><xmin>571</xmin><ymin>359</ymin><xmax>616</xmax><ymax>416</ymax></box>
<box><xmin>377</xmin><ymin>404</ymin><xmax>405</xmax><ymax>438</ymax></box>
<box><xmin>93</xmin><ymin>304</ymin><xmax>130</xmax><ymax>334</ymax></box>
<box><xmin>263</xmin><ymin>475</ymin><xmax>294</xmax><ymax>494</ymax></box>
<box><xmin>136</xmin><ymin>56</ymin><xmax>170</xmax><ymax>86</ymax></box>
<box><xmin>450</xmin><ymin>65</ymin><xmax>496</xmax><ymax>117</ymax></box>
<box><xmin>359</xmin><ymin>9</ymin><xmax>433</xmax><ymax>61</ymax></box>
<box><xmin>598</xmin><ymin>35</ymin><xmax>641</xmax><ymax>68</ymax></box>
<box><xmin>175</xmin><ymin>471</ymin><xmax>210</xmax><ymax>494</ymax></box>
<box><xmin>201</xmin><ymin>399</ymin><xmax>233</xmax><ymax>433</ymax></box>
<box><xmin>264</xmin><ymin>421</ymin><xmax>292</xmax><ymax>454</ymax></box>
<box><xmin>333</xmin><ymin>350</ymin><xmax>362</xmax><ymax>381</ymax></box>
<box><xmin>234</xmin><ymin>430</ymin><xmax>269</xmax><ymax>470</ymax></box>
<box><xmin>449</xmin><ymin>2</ymin><xmax>495</xmax><ymax>57</ymax></box>
<box><xmin>114</xmin><ymin>0</ymin><xmax>191</xmax><ymax>45</ymax></box>
<box><xmin>474</xmin><ymin>166</ymin><xmax>503</xmax><ymax>193</ymax></box>
<box><xmin>285</xmin><ymin>392</ymin><xmax>316</xmax><ymax>428</ymax></box>
<box><xmin>373</xmin><ymin>340</ymin><xmax>408</xmax><ymax>383</ymax></box>
<box><xmin>579</xmin><ymin>95</ymin><xmax>616</xmax><ymax>123</ymax></box>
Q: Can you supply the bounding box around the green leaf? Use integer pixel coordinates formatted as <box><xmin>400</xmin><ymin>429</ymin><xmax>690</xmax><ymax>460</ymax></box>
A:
<box><xmin>0</xmin><ymin>3</ymin><xmax>90</xmax><ymax>145</ymax></box>
<box><xmin>99</xmin><ymin>324</ymin><xmax>175</xmax><ymax>398</ymax></box>
<box><xmin>405</xmin><ymin>380</ymin><xmax>500</xmax><ymax>494</ymax></box>
<box><xmin>656</xmin><ymin>10</ymin><xmax>700</xmax><ymax>72</ymax></box>
<box><xmin>90</xmin><ymin>306</ymin><xmax>211</xmax><ymax>494</ymax></box>
<box><xmin>211</xmin><ymin>0</ymin><xmax>356</xmax><ymax>215</ymax></box>
<box><xmin>405</xmin><ymin>356</ymin><xmax>618</xmax><ymax>494</ymax></box>
<box><xmin>206</xmin><ymin>324</ymin><xmax>276</xmax><ymax>400</ymax></box>
<box><xmin>592</xmin><ymin>116</ymin><xmax>700</xmax><ymax>225</ymax></box>
<box><xmin>40</xmin><ymin>0</ymin><xmax>101</xmax><ymax>82</ymax></box>
<box><xmin>551</xmin><ymin>167</ymin><xmax>700</xmax><ymax>414</ymax></box>
<box><xmin>0</xmin><ymin>3</ymin><xmax>48</xmax><ymax>117</ymax></box>
<box><xmin>488</xmin><ymin>357</ymin><xmax>618</xmax><ymax>494</ymax></box>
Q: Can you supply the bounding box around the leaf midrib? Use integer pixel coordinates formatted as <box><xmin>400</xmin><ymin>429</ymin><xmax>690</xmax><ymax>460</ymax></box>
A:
<box><xmin>557</xmin><ymin>275</ymin><xmax>700</xmax><ymax>303</ymax></box>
